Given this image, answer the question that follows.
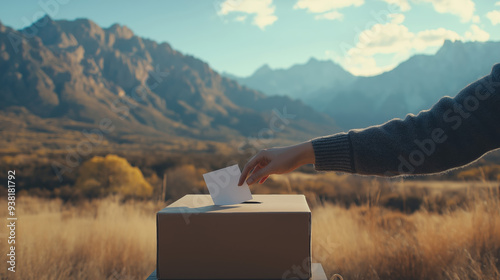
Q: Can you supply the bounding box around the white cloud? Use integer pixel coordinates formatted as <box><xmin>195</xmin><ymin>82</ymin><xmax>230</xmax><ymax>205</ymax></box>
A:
<box><xmin>353</xmin><ymin>22</ymin><xmax>414</xmax><ymax>56</ymax></box>
<box><xmin>464</xmin><ymin>24</ymin><xmax>490</xmax><ymax>41</ymax></box>
<box><xmin>419</xmin><ymin>0</ymin><xmax>475</xmax><ymax>22</ymax></box>
<box><xmin>496</xmin><ymin>1</ymin><xmax>500</xmax><ymax>6</ymax></box>
<box><xmin>315</xmin><ymin>11</ymin><xmax>344</xmax><ymax>21</ymax></box>
<box><xmin>329</xmin><ymin>14</ymin><xmax>490</xmax><ymax>76</ymax></box>
<box><xmin>487</xmin><ymin>10</ymin><xmax>500</xmax><ymax>25</ymax></box>
<box><xmin>413</xmin><ymin>28</ymin><xmax>461</xmax><ymax>50</ymax></box>
<box><xmin>294</xmin><ymin>0</ymin><xmax>364</xmax><ymax>13</ymax></box>
<box><xmin>350</xmin><ymin>15</ymin><xmax>460</xmax><ymax>57</ymax></box>
<box><xmin>381</xmin><ymin>0</ymin><xmax>411</xmax><ymax>12</ymax></box>
<box><xmin>472</xmin><ymin>15</ymin><xmax>480</xmax><ymax>23</ymax></box>
<box><xmin>235</xmin><ymin>15</ymin><xmax>247</xmax><ymax>22</ymax></box>
<box><xmin>294</xmin><ymin>0</ymin><xmax>363</xmax><ymax>21</ymax></box>
<box><xmin>388</xmin><ymin>13</ymin><xmax>405</xmax><ymax>24</ymax></box>
<box><xmin>340</xmin><ymin>54</ymin><xmax>394</xmax><ymax>76</ymax></box>
<box><xmin>217</xmin><ymin>0</ymin><xmax>277</xmax><ymax>30</ymax></box>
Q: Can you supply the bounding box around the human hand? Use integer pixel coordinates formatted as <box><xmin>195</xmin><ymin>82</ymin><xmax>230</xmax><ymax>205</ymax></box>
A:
<box><xmin>238</xmin><ymin>141</ymin><xmax>315</xmax><ymax>186</ymax></box>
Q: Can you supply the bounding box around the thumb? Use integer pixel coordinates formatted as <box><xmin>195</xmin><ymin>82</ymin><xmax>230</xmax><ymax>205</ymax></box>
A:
<box><xmin>247</xmin><ymin>165</ymin><xmax>272</xmax><ymax>185</ymax></box>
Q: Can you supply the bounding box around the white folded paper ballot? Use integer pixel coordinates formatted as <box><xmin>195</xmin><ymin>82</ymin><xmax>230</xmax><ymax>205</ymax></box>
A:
<box><xmin>203</xmin><ymin>164</ymin><xmax>253</xmax><ymax>205</ymax></box>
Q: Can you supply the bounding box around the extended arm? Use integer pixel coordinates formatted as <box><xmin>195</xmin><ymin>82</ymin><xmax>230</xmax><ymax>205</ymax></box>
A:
<box><xmin>313</xmin><ymin>63</ymin><xmax>500</xmax><ymax>176</ymax></box>
<box><xmin>239</xmin><ymin>64</ymin><xmax>500</xmax><ymax>185</ymax></box>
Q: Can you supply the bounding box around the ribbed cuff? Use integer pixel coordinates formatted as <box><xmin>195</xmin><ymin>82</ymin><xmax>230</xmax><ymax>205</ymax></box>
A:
<box><xmin>311</xmin><ymin>133</ymin><xmax>354</xmax><ymax>173</ymax></box>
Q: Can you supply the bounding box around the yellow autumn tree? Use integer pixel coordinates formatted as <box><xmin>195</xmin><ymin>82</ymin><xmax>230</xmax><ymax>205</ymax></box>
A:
<box><xmin>75</xmin><ymin>154</ymin><xmax>153</xmax><ymax>198</ymax></box>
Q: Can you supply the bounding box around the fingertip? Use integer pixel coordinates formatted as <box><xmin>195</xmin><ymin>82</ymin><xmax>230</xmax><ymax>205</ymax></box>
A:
<box><xmin>247</xmin><ymin>177</ymin><xmax>255</xmax><ymax>185</ymax></box>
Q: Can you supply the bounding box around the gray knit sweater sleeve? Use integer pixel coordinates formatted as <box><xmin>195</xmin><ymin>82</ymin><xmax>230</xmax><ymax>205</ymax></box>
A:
<box><xmin>312</xmin><ymin>63</ymin><xmax>500</xmax><ymax>176</ymax></box>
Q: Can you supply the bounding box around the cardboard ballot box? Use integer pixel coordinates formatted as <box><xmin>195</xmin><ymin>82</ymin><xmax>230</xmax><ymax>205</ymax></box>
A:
<box><xmin>156</xmin><ymin>194</ymin><xmax>311</xmax><ymax>280</ymax></box>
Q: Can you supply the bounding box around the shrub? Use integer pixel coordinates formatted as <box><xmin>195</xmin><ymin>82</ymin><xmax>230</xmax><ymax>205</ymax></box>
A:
<box><xmin>75</xmin><ymin>154</ymin><xmax>153</xmax><ymax>198</ymax></box>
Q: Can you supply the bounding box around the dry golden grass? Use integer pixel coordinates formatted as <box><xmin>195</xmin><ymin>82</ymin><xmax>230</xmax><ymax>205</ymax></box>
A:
<box><xmin>0</xmin><ymin>196</ymin><xmax>165</xmax><ymax>280</ymax></box>
<box><xmin>313</xmin><ymin>188</ymin><xmax>500</xmax><ymax>280</ymax></box>
<box><xmin>1</xmin><ymin>183</ymin><xmax>499</xmax><ymax>280</ymax></box>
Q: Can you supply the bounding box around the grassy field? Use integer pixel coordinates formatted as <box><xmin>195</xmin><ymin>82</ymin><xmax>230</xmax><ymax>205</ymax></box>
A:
<box><xmin>1</xmin><ymin>178</ymin><xmax>499</xmax><ymax>280</ymax></box>
<box><xmin>312</xmin><ymin>195</ymin><xmax>500</xmax><ymax>279</ymax></box>
<box><xmin>0</xmin><ymin>196</ymin><xmax>161</xmax><ymax>280</ymax></box>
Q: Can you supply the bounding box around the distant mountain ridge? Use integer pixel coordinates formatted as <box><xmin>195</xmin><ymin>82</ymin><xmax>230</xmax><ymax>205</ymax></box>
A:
<box><xmin>0</xmin><ymin>16</ymin><xmax>340</xmax><ymax>146</ymax></box>
<box><xmin>225</xmin><ymin>57</ymin><xmax>356</xmax><ymax>100</ymax></box>
<box><xmin>324</xmin><ymin>40</ymin><xmax>500</xmax><ymax>128</ymax></box>
<box><xmin>228</xmin><ymin>40</ymin><xmax>500</xmax><ymax>129</ymax></box>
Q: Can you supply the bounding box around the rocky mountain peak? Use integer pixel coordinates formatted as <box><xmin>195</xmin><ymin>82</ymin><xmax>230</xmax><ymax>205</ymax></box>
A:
<box><xmin>66</xmin><ymin>18</ymin><xmax>106</xmax><ymax>42</ymax></box>
<box><xmin>36</xmin><ymin>14</ymin><xmax>56</xmax><ymax>27</ymax></box>
<box><xmin>436</xmin><ymin>39</ymin><xmax>463</xmax><ymax>55</ymax></box>
<box><xmin>107</xmin><ymin>23</ymin><xmax>134</xmax><ymax>39</ymax></box>
<box><xmin>306</xmin><ymin>57</ymin><xmax>319</xmax><ymax>64</ymax></box>
<box><xmin>21</xmin><ymin>14</ymin><xmax>57</xmax><ymax>37</ymax></box>
<box><xmin>23</xmin><ymin>14</ymin><xmax>78</xmax><ymax>48</ymax></box>
<box><xmin>253</xmin><ymin>64</ymin><xmax>272</xmax><ymax>76</ymax></box>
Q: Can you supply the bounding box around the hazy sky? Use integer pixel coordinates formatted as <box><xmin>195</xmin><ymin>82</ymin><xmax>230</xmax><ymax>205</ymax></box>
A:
<box><xmin>1</xmin><ymin>0</ymin><xmax>499</xmax><ymax>77</ymax></box>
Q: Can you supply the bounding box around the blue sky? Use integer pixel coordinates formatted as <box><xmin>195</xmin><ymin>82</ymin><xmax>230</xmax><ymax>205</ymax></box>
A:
<box><xmin>1</xmin><ymin>0</ymin><xmax>499</xmax><ymax>77</ymax></box>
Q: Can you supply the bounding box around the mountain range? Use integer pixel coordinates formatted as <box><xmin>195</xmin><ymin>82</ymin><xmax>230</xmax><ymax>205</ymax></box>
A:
<box><xmin>2</xmin><ymin>14</ymin><xmax>497</xmax><ymax>152</ymax></box>
<box><xmin>0</xmin><ymin>16</ymin><xmax>340</xmax><ymax>151</ymax></box>
<box><xmin>223</xmin><ymin>57</ymin><xmax>356</xmax><ymax>101</ymax></box>
<box><xmin>228</xmin><ymin>40</ymin><xmax>500</xmax><ymax>129</ymax></box>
